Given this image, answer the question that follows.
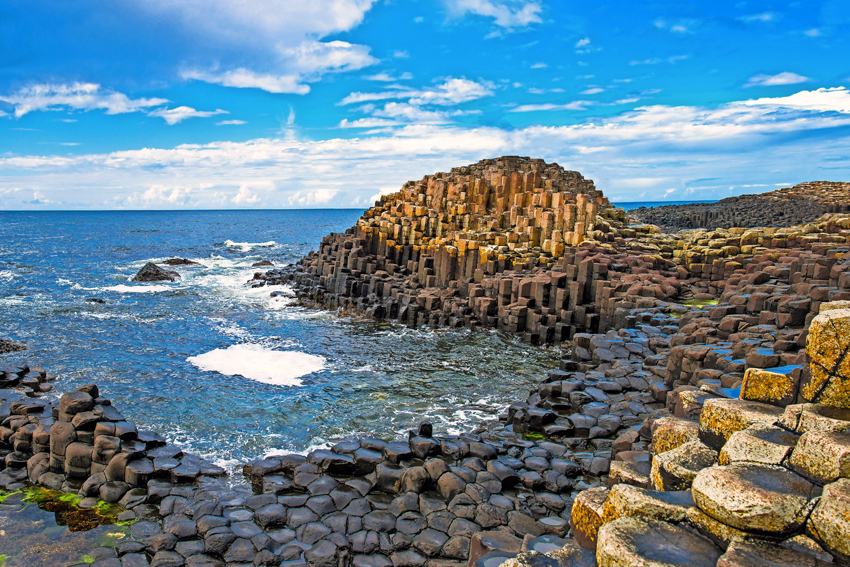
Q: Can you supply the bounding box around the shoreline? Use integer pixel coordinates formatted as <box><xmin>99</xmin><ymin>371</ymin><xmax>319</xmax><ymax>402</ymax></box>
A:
<box><xmin>3</xmin><ymin>157</ymin><xmax>850</xmax><ymax>566</ymax></box>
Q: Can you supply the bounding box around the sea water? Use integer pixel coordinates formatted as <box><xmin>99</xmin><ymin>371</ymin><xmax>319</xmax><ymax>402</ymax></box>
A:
<box><xmin>0</xmin><ymin>210</ymin><xmax>558</xmax><ymax>472</ymax></box>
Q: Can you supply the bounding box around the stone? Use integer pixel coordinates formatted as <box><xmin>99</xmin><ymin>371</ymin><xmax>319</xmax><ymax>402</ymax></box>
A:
<box><xmin>305</xmin><ymin>540</ymin><xmax>338</xmax><ymax>567</ymax></box>
<box><xmin>718</xmin><ymin>423</ymin><xmax>798</xmax><ymax>466</ymax></box>
<box><xmin>411</xmin><ymin>528</ymin><xmax>448</xmax><ymax>556</ymax></box>
<box><xmin>781</xmin><ymin>403</ymin><xmax>850</xmax><ymax>434</ymax></box>
<box><xmin>789</xmin><ymin>429</ymin><xmax>850</xmax><ymax>483</ymax></box>
<box><xmin>468</xmin><ymin>531</ymin><xmax>522</xmax><ymax>565</ymax></box>
<box><xmin>699</xmin><ymin>398</ymin><xmax>784</xmax><ymax>450</ymax></box>
<box><xmin>650</xmin><ymin>440</ymin><xmax>717</xmax><ymax>491</ymax></box>
<box><xmin>601</xmin><ymin>484</ymin><xmax>694</xmax><ymax>524</ymax></box>
<box><xmin>596</xmin><ymin>517</ymin><xmax>721</xmax><ymax>567</ymax></box>
<box><xmin>568</xmin><ymin>486</ymin><xmax>608</xmax><ymax>550</ymax></box>
<box><xmin>650</xmin><ymin>417</ymin><xmax>698</xmax><ymax>456</ymax></box>
<box><xmin>692</xmin><ymin>463</ymin><xmax>816</xmax><ymax>535</ymax></box>
<box><xmin>740</xmin><ymin>368</ymin><xmax>797</xmax><ymax>407</ymax></box>
<box><xmin>133</xmin><ymin>262</ymin><xmax>180</xmax><ymax>282</ymax></box>
<box><xmin>808</xmin><ymin>477</ymin><xmax>850</xmax><ymax>562</ymax></box>
<box><xmin>60</xmin><ymin>391</ymin><xmax>94</xmax><ymax>415</ymax></box>
<box><xmin>716</xmin><ymin>539</ymin><xmax>831</xmax><ymax>567</ymax></box>
<box><xmin>437</xmin><ymin>472</ymin><xmax>466</xmax><ymax>501</ymax></box>
<box><xmin>149</xmin><ymin>551</ymin><xmax>185</xmax><ymax>567</ymax></box>
<box><xmin>804</xmin><ymin>308</ymin><xmax>850</xmax><ymax>408</ymax></box>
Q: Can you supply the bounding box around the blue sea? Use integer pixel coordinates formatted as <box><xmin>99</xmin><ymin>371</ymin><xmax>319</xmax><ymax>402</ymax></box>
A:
<box><xmin>0</xmin><ymin>210</ymin><xmax>558</xmax><ymax>472</ymax></box>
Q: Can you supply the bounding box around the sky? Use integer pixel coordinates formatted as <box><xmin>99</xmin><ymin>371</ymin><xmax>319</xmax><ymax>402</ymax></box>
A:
<box><xmin>0</xmin><ymin>0</ymin><xmax>849</xmax><ymax>210</ymax></box>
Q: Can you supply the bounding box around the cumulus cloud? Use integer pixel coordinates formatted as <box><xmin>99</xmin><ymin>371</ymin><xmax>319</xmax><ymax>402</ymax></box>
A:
<box><xmin>443</xmin><ymin>0</ymin><xmax>542</xmax><ymax>29</ymax></box>
<box><xmin>4</xmin><ymin>87</ymin><xmax>850</xmax><ymax>208</ymax></box>
<box><xmin>216</xmin><ymin>120</ymin><xmax>246</xmax><ymax>126</ymax></box>
<box><xmin>148</xmin><ymin>106</ymin><xmax>228</xmax><ymax>125</ymax></box>
<box><xmin>138</xmin><ymin>0</ymin><xmax>378</xmax><ymax>47</ymax></box>
<box><xmin>0</xmin><ymin>83</ymin><xmax>169</xmax><ymax>118</ymax></box>
<box><xmin>744</xmin><ymin>72</ymin><xmax>811</xmax><ymax>88</ymax></box>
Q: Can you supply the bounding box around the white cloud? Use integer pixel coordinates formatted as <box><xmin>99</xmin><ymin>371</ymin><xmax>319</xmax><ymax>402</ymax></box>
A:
<box><xmin>339</xmin><ymin>78</ymin><xmax>493</xmax><ymax>126</ymax></box>
<box><xmin>575</xmin><ymin>38</ymin><xmax>590</xmax><ymax>48</ymax></box>
<box><xmin>182</xmin><ymin>40</ymin><xmax>378</xmax><ymax>95</ymax></box>
<box><xmin>232</xmin><ymin>185</ymin><xmax>261</xmax><ymax>205</ymax></box>
<box><xmin>580</xmin><ymin>87</ymin><xmax>604</xmax><ymax>95</ymax></box>
<box><xmin>138</xmin><ymin>0</ymin><xmax>378</xmax><ymax>47</ymax></box>
<box><xmin>744</xmin><ymin>72</ymin><xmax>811</xmax><ymax>88</ymax></box>
<box><xmin>216</xmin><ymin>120</ymin><xmax>246</xmax><ymax>126</ymax></box>
<box><xmin>0</xmin><ymin>83</ymin><xmax>169</xmax><ymax>118</ymax></box>
<box><xmin>4</xmin><ymin>87</ymin><xmax>850</xmax><ymax>208</ymax></box>
<box><xmin>181</xmin><ymin>68</ymin><xmax>308</xmax><ymax>95</ymax></box>
<box><xmin>510</xmin><ymin>101</ymin><xmax>593</xmax><ymax>112</ymax></box>
<box><xmin>654</xmin><ymin>18</ymin><xmax>698</xmax><ymax>34</ymax></box>
<box><xmin>284</xmin><ymin>40</ymin><xmax>378</xmax><ymax>76</ymax></box>
<box><xmin>804</xmin><ymin>28</ymin><xmax>822</xmax><ymax>37</ymax></box>
<box><xmin>393</xmin><ymin>51</ymin><xmax>410</xmax><ymax>58</ymax></box>
<box><xmin>528</xmin><ymin>88</ymin><xmax>565</xmax><ymax>94</ymax></box>
<box><xmin>443</xmin><ymin>0</ymin><xmax>542</xmax><ymax>28</ymax></box>
<box><xmin>365</xmin><ymin>72</ymin><xmax>413</xmax><ymax>82</ymax></box>
<box><xmin>409</xmin><ymin>78</ymin><xmax>494</xmax><ymax>105</ymax></box>
<box><xmin>738</xmin><ymin>12</ymin><xmax>777</xmax><ymax>22</ymax></box>
<box><xmin>630</xmin><ymin>55</ymin><xmax>690</xmax><ymax>66</ymax></box>
<box><xmin>531</xmin><ymin>62</ymin><xmax>547</xmax><ymax>69</ymax></box>
<box><xmin>148</xmin><ymin>106</ymin><xmax>228</xmax><ymax>125</ymax></box>
<box><xmin>288</xmin><ymin>189</ymin><xmax>340</xmax><ymax>206</ymax></box>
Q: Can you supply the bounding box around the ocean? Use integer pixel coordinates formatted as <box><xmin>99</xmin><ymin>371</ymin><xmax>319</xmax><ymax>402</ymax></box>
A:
<box><xmin>0</xmin><ymin>210</ymin><xmax>558</xmax><ymax>473</ymax></box>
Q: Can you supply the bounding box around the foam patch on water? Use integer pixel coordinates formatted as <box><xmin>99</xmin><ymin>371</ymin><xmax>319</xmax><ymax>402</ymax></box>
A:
<box><xmin>187</xmin><ymin>343</ymin><xmax>324</xmax><ymax>386</ymax></box>
<box><xmin>104</xmin><ymin>284</ymin><xmax>175</xmax><ymax>293</ymax></box>
<box><xmin>224</xmin><ymin>239</ymin><xmax>277</xmax><ymax>252</ymax></box>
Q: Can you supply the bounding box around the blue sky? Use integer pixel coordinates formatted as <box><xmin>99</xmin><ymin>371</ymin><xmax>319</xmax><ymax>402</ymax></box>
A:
<box><xmin>1</xmin><ymin>0</ymin><xmax>849</xmax><ymax>209</ymax></box>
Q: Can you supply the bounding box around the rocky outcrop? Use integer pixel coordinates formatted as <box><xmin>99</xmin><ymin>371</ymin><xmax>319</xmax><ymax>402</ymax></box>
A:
<box><xmin>0</xmin><ymin>338</ymin><xmax>27</xmax><ymax>354</ymax></box>
<box><xmin>160</xmin><ymin>258</ymin><xmax>201</xmax><ymax>266</ymax></box>
<box><xmin>630</xmin><ymin>181</ymin><xmax>850</xmax><ymax>231</ymax></box>
<box><xmin>132</xmin><ymin>262</ymin><xmax>180</xmax><ymax>282</ymax></box>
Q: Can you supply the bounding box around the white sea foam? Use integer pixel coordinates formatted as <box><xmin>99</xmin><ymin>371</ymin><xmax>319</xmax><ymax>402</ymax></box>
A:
<box><xmin>187</xmin><ymin>343</ymin><xmax>325</xmax><ymax>386</ymax></box>
<box><xmin>224</xmin><ymin>239</ymin><xmax>277</xmax><ymax>252</ymax></box>
<box><xmin>104</xmin><ymin>284</ymin><xmax>175</xmax><ymax>293</ymax></box>
<box><xmin>0</xmin><ymin>270</ymin><xmax>14</xmax><ymax>282</ymax></box>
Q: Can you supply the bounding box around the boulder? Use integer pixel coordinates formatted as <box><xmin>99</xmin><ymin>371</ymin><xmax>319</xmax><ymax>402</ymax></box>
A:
<box><xmin>740</xmin><ymin>368</ymin><xmax>797</xmax><ymax>407</ymax></box>
<box><xmin>133</xmin><ymin>262</ymin><xmax>179</xmax><ymax>282</ymax></box>
<box><xmin>650</xmin><ymin>417</ymin><xmax>699</xmax><ymax>456</ymax></box>
<box><xmin>717</xmin><ymin>539</ymin><xmax>831</xmax><ymax>567</ymax></box>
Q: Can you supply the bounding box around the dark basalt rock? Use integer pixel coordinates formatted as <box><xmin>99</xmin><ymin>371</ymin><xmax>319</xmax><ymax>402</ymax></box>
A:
<box><xmin>133</xmin><ymin>262</ymin><xmax>180</xmax><ymax>282</ymax></box>
<box><xmin>160</xmin><ymin>258</ymin><xmax>201</xmax><ymax>266</ymax></box>
<box><xmin>0</xmin><ymin>338</ymin><xmax>27</xmax><ymax>353</ymax></box>
<box><xmin>252</xmin><ymin>260</ymin><xmax>274</xmax><ymax>267</ymax></box>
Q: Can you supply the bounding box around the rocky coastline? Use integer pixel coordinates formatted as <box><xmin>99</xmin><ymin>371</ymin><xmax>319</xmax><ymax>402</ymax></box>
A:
<box><xmin>2</xmin><ymin>156</ymin><xmax>850</xmax><ymax>567</ymax></box>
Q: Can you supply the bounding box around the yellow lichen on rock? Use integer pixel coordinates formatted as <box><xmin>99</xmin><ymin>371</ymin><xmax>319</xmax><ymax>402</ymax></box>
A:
<box><xmin>804</xmin><ymin>309</ymin><xmax>850</xmax><ymax>408</ymax></box>
<box><xmin>739</xmin><ymin>368</ymin><xmax>796</xmax><ymax>407</ymax></box>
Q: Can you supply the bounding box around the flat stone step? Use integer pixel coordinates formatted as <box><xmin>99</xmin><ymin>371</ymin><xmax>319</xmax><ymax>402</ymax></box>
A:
<box><xmin>596</xmin><ymin>517</ymin><xmax>721</xmax><ymax>567</ymax></box>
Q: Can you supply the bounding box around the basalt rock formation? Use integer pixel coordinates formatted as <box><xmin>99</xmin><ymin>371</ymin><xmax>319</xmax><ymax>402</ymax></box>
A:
<box><xmin>630</xmin><ymin>181</ymin><xmax>850</xmax><ymax>232</ymax></box>
<box><xmin>3</xmin><ymin>157</ymin><xmax>850</xmax><ymax>567</ymax></box>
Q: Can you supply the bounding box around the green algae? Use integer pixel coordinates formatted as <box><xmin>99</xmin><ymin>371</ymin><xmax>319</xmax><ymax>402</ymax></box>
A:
<box><xmin>523</xmin><ymin>432</ymin><xmax>546</xmax><ymax>441</ymax></box>
<box><xmin>682</xmin><ymin>298</ymin><xmax>719</xmax><ymax>307</ymax></box>
<box><xmin>0</xmin><ymin>486</ymin><xmax>135</xmax><ymax>566</ymax></box>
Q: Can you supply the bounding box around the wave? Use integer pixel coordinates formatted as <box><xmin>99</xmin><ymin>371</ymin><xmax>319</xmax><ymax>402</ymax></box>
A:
<box><xmin>187</xmin><ymin>343</ymin><xmax>325</xmax><ymax>386</ymax></box>
<box><xmin>223</xmin><ymin>239</ymin><xmax>278</xmax><ymax>252</ymax></box>
<box><xmin>104</xmin><ymin>284</ymin><xmax>175</xmax><ymax>293</ymax></box>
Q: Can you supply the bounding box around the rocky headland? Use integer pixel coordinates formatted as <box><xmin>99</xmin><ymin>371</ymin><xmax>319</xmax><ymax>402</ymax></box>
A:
<box><xmin>2</xmin><ymin>156</ymin><xmax>850</xmax><ymax>567</ymax></box>
<box><xmin>629</xmin><ymin>181</ymin><xmax>850</xmax><ymax>232</ymax></box>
